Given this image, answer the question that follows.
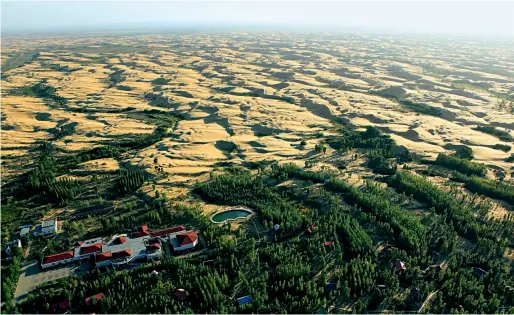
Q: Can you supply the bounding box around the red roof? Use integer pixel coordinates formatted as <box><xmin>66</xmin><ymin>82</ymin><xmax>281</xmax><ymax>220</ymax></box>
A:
<box><xmin>51</xmin><ymin>300</ymin><xmax>70</xmax><ymax>311</ymax></box>
<box><xmin>132</xmin><ymin>231</ymin><xmax>149</xmax><ymax>238</ymax></box>
<box><xmin>176</xmin><ymin>231</ymin><xmax>198</xmax><ymax>246</ymax></box>
<box><xmin>43</xmin><ymin>251</ymin><xmax>74</xmax><ymax>265</ymax></box>
<box><xmin>113</xmin><ymin>236</ymin><xmax>127</xmax><ymax>245</ymax></box>
<box><xmin>175</xmin><ymin>288</ymin><xmax>186</xmax><ymax>299</ymax></box>
<box><xmin>150</xmin><ymin>226</ymin><xmax>185</xmax><ymax>238</ymax></box>
<box><xmin>112</xmin><ymin>249</ymin><xmax>132</xmax><ymax>259</ymax></box>
<box><xmin>80</xmin><ymin>243</ymin><xmax>103</xmax><ymax>255</ymax></box>
<box><xmin>95</xmin><ymin>251</ymin><xmax>111</xmax><ymax>263</ymax></box>
<box><xmin>85</xmin><ymin>293</ymin><xmax>104</xmax><ymax>306</ymax></box>
<box><xmin>324</xmin><ymin>241</ymin><xmax>334</xmax><ymax>246</ymax></box>
<box><xmin>132</xmin><ymin>225</ymin><xmax>151</xmax><ymax>238</ymax></box>
<box><xmin>146</xmin><ymin>243</ymin><xmax>161</xmax><ymax>251</ymax></box>
<box><xmin>395</xmin><ymin>260</ymin><xmax>406</xmax><ymax>271</ymax></box>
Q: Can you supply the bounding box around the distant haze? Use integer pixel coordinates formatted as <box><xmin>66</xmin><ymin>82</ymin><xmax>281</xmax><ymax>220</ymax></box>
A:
<box><xmin>2</xmin><ymin>1</ymin><xmax>513</xmax><ymax>37</ymax></box>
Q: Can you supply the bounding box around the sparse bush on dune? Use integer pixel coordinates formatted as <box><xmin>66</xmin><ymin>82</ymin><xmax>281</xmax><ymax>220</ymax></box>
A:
<box><xmin>492</xmin><ymin>143</ymin><xmax>511</xmax><ymax>152</ymax></box>
<box><xmin>152</xmin><ymin>77</ymin><xmax>170</xmax><ymax>85</ymax></box>
<box><xmin>116</xmin><ymin>85</ymin><xmax>133</xmax><ymax>91</ymax></box>
<box><xmin>108</xmin><ymin>68</ymin><xmax>126</xmax><ymax>88</ymax></box>
<box><xmin>454</xmin><ymin>145</ymin><xmax>474</xmax><ymax>160</ymax></box>
<box><xmin>474</xmin><ymin>125</ymin><xmax>513</xmax><ymax>142</ymax></box>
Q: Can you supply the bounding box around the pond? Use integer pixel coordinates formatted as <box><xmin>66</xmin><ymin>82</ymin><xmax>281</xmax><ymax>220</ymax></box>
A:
<box><xmin>211</xmin><ymin>208</ymin><xmax>254</xmax><ymax>223</ymax></box>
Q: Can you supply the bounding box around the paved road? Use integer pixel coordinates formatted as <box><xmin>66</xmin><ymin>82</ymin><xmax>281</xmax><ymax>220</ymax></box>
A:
<box><xmin>14</xmin><ymin>261</ymin><xmax>77</xmax><ymax>302</ymax></box>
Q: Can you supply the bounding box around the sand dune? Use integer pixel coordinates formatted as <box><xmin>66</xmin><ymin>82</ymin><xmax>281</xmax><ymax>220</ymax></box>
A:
<box><xmin>2</xmin><ymin>32</ymin><xmax>513</xmax><ymax>185</ymax></box>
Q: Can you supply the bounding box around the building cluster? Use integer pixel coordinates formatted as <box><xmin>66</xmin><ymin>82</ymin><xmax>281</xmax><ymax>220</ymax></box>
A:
<box><xmin>41</xmin><ymin>225</ymin><xmax>199</xmax><ymax>269</ymax></box>
<box><xmin>14</xmin><ymin>219</ymin><xmax>58</xmax><ymax>239</ymax></box>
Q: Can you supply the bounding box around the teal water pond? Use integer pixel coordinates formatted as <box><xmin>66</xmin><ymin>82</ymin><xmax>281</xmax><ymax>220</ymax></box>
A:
<box><xmin>211</xmin><ymin>209</ymin><xmax>252</xmax><ymax>223</ymax></box>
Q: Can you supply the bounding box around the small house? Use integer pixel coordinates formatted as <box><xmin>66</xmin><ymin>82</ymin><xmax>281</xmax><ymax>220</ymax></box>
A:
<box><xmin>175</xmin><ymin>288</ymin><xmax>186</xmax><ymax>299</ymax></box>
<box><xmin>237</xmin><ymin>295</ymin><xmax>252</xmax><ymax>306</ymax></box>
<box><xmin>34</xmin><ymin>219</ymin><xmax>58</xmax><ymax>236</ymax></box>
<box><xmin>171</xmin><ymin>231</ymin><xmax>199</xmax><ymax>252</ymax></box>
<box><xmin>324</xmin><ymin>241</ymin><xmax>334</xmax><ymax>247</ymax></box>
<box><xmin>474</xmin><ymin>267</ymin><xmax>486</xmax><ymax>277</ymax></box>
<box><xmin>6</xmin><ymin>239</ymin><xmax>21</xmax><ymax>249</ymax></box>
<box><xmin>51</xmin><ymin>300</ymin><xmax>70</xmax><ymax>313</ymax></box>
<box><xmin>18</xmin><ymin>224</ymin><xmax>33</xmax><ymax>230</ymax></box>
<box><xmin>394</xmin><ymin>260</ymin><xmax>406</xmax><ymax>271</ymax></box>
<box><xmin>325</xmin><ymin>283</ymin><xmax>337</xmax><ymax>291</ymax></box>
<box><xmin>20</xmin><ymin>228</ymin><xmax>30</xmax><ymax>237</ymax></box>
<box><xmin>85</xmin><ymin>293</ymin><xmax>104</xmax><ymax>306</ymax></box>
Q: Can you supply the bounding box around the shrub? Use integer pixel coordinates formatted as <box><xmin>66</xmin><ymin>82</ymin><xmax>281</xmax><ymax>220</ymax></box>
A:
<box><xmin>474</xmin><ymin>126</ymin><xmax>513</xmax><ymax>142</ymax></box>
<box><xmin>492</xmin><ymin>144</ymin><xmax>511</xmax><ymax>152</ymax></box>
<box><xmin>454</xmin><ymin>146</ymin><xmax>474</xmax><ymax>160</ymax></box>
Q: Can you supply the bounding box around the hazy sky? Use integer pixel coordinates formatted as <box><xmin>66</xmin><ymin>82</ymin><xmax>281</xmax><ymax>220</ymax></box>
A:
<box><xmin>2</xmin><ymin>1</ymin><xmax>513</xmax><ymax>36</ymax></box>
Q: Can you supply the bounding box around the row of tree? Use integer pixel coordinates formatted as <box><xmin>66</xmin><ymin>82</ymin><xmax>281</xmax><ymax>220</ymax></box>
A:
<box><xmin>452</xmin><ymin>171</ymin><xmax>514</xmax><ymax>205</ymax></box>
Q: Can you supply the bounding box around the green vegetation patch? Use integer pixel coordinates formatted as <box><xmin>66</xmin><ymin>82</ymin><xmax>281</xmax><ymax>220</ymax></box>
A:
<box><xmin>452</xmin><ymin>171</ymin><xmax>514</xmax><ymax>205</ymax></box>
<box><xmin>1</xmin><ymin>51</ymin><xmax>40</xmax><ymax>73</ymax></box>
<box><xmin>124</xmin><ymin>109</ymin><xmax>182</xmax><ymax>127</ymax></box>
<box><xmin>401</xmin><ymin>100</ymin><xmax>443</xmax><ymax>117</ymax></box>
<box><xmin>35</xmin><ymin>112</ymin><xmax>52</xmax><ymax>121</ymax></box>
<box><xmin>435</xmin><ymin>153</ymin><xmax>487</xmax><ymax>177</ymax></box>
<box><xmin>152</xmin><ymin>77</ymin><xmax>170</xmax><ymax>85</ymax></box>
<box><xmin>492</xmin><ymin>143</ymin><xmax>511</xmax><ymax>152</ymax></box>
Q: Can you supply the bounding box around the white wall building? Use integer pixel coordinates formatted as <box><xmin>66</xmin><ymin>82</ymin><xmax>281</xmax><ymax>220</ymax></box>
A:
<box><xmin>41</xmin><ymin>251</ymin><xmax>75</xmax><ymax>269</ymax></box>
<box><xmin>34</xmin><ymin>219</ymin><xmax>58</xmax><ymax>236</ymax></box>
<box><xmin>170</xmin><ymin>231</ymin><xmax>199</xmax><ymax>252</ymax></box>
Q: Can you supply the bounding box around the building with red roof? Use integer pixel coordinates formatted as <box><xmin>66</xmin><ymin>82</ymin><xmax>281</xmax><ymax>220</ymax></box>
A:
<box><xmin>175</xmin><ymin>288</ymin><xmax>186</xmax><ymax>299</ymax></box>
<box><xmin>85</xmin><ymin>293</ymin><xmax>104</xmax><ymax>306</ymax></box>
<box><xmin>150</xmin><ymin>226</ymin><xmax>185</xmax><ymax>238</ymax></box>
<box><xmin>146</xmin><ymin>242</ymin><xmax>162</xmax><ymax>260</ymax></box>
<box><xmin>146</xmin><ymin>243</ymin><xmax>161</xmax><ymax>251</ymax></box>
<box><xmin>51</xmin><ymin>300</ymin><xmax>70</xmax><ymax>313</ymax></box>
<box><xmin>95</xmin><ymin>252</ymin><xmax>112</xmax><ymax>268</ymax></box>
<box><xmin>113</xmin><ymin>236</ymin><xmax>127</xmax><ymax>245</ymax></box>
<box><xmin>395</xmin><ymin>260</ymin><xmax>407</xmax><ymax>271</ymax></box>
<box><xmin>41</xmin><ymin>251</ymin><xmax>75</xmax><ymax>269</ymax></box>
<box><xmin>80</xmin><ymin>243</ymin><xmax>103</xmax><ymax>256</ymax></box>
<box><xmin>171</xmin><ymin>231</ymin><xmax>199</xmax><ymax>252</ymax></box>
<box><xmin>40</xmin><ymin>225</ymin><xmax>191</xmax><ymax>270</ymax></box>
<box><xmin>112</xmin><ymin>249</ymin><xmax>132</xmax><ymax>259</ymax></box>
<box><xmin>132</xmin><ymin>225</ymin><xmax>150</xmax><ymax>238</ymax></box>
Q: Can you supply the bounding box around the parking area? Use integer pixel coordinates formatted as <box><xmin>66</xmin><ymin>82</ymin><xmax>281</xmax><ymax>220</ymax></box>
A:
<box><xmin>15</xmin><ymin>261</ymin><xmax>78</xmax><ymax>302</ymax></box>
